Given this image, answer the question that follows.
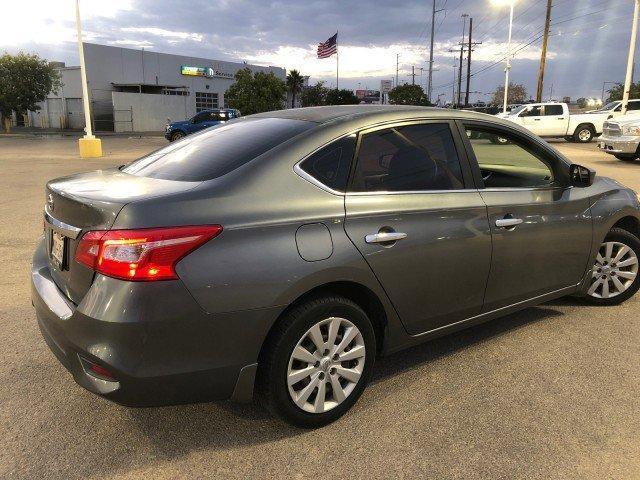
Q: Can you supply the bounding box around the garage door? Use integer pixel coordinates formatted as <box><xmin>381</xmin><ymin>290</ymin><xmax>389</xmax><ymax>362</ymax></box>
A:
<box><xmin>46</xmin><ymin>98</ymin><xmax>64</xmax><ymax>129</ymax></box>
<box><xmin>65</xmin><ymin>98</ymin><xmax>84</xmax><ymax>129</ymax></box>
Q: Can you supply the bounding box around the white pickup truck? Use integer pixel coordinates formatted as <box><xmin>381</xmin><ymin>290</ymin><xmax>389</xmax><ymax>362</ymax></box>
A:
<box><xmin>497</xmin><ymin>102</ymin><xmax>609</xmax><ymax>143</ymax></box>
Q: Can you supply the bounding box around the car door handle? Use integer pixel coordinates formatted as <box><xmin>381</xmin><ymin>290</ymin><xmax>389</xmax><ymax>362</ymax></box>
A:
<box><xmin>558</xmin><ymin>117</ymin><xmax>565</xmax><ymax>120</ymax></box>
<box><xmin>533</xmin><ymin>118</ymin><xmax>541</xmax><ymax>121</ymax></box>
<box><xmin>365</xmin><ymin>231</ymin><xmax>407</xmax><ymax>244</ymax></box>
<box><xmin>495</xmin><ymin>218</ymin><xmax>523</xmax><ymax>228</ymax></box>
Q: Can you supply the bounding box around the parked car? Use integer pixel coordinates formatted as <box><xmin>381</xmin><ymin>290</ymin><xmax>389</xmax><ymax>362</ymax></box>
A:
<box><xmin>164</xmin><ymin>108</ymin><xmax>240</xmax><ymax>141</ymax></box>
<box><xmin>587</xmin><ymin>99</ymin><xmax>640</xmax><ymax>118</ymax></box>
<box><xmin>598</xmin><ymin>115</ymin><xmax>640</xmax><ymax>161</ymax></box>
<box><xmin>33</xmin><ymin>106</ymin><xmax>640</xmax><ymax>428</ymax></box>
<box><xmin>497</xmin><ymin>102</ymin><xmax>609</xmax><ymax>142</ymax></box>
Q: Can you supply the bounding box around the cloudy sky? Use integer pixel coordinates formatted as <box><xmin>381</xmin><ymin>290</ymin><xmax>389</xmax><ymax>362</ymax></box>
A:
<box><xmin>2</xmin><ymin>0</ymin><xmax>637</xmax><ymax>103</ymax></box>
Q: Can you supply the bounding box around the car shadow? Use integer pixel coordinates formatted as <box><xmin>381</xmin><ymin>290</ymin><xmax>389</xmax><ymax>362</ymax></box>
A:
<box><xmin>124</xmin><ymin>302</ymin><xmax>571</xmax><ymax>461</ymax></box>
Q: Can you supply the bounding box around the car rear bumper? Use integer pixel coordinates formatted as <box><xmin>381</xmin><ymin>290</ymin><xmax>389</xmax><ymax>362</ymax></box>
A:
<box><xmin>597</xmin><ymin>134</ymin><xmax>639</xmax><ymax>154</ymax></box>
<box><xmin>30</xmin><ymin>239</ymin><xmax>278</xmax><ymax>406</ymax></box>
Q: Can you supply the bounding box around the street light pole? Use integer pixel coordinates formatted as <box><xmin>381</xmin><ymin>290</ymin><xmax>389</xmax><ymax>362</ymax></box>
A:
<box><xmin>75</xmin><ymin>0</ymin><xmax>102</xmax><ymax>157</ymax></box>
<box><xmin>622</xmin><ymin>0</ymin><xmax>639</xmax><ymax>115</ymax></box>
<box><xmin>502</xmin><ymin>1</ymin><xmax>515</xmax><ymax>114</ymax></box>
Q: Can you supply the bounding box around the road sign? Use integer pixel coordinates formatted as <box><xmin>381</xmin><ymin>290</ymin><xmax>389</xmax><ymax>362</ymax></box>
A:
<box><xmin>381</xmin><ymin>80</ymin><xmax>393</xmax><ymax>94</ymax></box>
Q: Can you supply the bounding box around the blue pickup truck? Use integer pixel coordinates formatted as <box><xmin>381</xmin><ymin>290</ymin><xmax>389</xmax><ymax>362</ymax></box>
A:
<box><xmin>164</xmin><ymin>108</ymin><xmax>240</xmax><ymax>141</ymax></box>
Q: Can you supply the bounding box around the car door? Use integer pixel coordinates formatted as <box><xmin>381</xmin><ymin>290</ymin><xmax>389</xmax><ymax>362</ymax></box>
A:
<box><xmin>190</xmin><ymin>112</ymin><xmax>211</xmax><ymax>133</ymax></box>
<box><xmin>539</xmin><ymin>104</ymin><xmax>567</xmax><ymax>136</ymax></box>
<box><xmin>519</xmin><ymin>105</ymin><xmax>545</xmax><ymax>135</ymax></box>
<box><xmin>461</xmin><ymin>121</ymin><xmax>593</xmax><ymax>312</ymax></box>
<box><xmin>343</xmin><ymin>120</ymin><xmax>492</xmax><ymax>335</ymax></box>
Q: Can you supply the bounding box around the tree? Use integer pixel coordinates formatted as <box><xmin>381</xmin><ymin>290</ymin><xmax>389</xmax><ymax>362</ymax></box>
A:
<box><xmin>576</xmin><ymin>97</ymin><xmax>588</xmax><ymax>108</ymax></box>
<box><xmin>325</xmin><ymin>88</ymin><xmax>360</xmax><ymax>105</ymax></box>
<box><xmin>0</xmin><ymin>52</ymin><xmax>62</xmax><ymax>131</ymax></box>
<box><xmin>286</xmin><ymin>69</ymin><xmax>304</xmax><ymax>108</ymax></box>
<box><xmin>301</xmin><ymin>81</ymin><xmax>329</xmax><ymax>107</ymax></box>
<box><xmin>491</xmin><ymin>83</ymin><xmax>527</xmax><ymax>105</ymax></box>
<box><xmin>388</xmin><ymin>84</ymin><xmax>430</xmax><ymax>106</ymax></box>
<box><xmin>606</xmin><ymin>82</ymin><xmax>640</xmax><ymax>102</ymax></box>
<box><xmin>225</xmin><ymin>67</ymin><xmax>286</xmax><ymax>115</ymax></box>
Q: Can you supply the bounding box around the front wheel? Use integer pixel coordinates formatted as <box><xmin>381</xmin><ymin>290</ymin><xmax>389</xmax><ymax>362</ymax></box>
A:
<box><xmin>257</xmin><ymin>295</ymin><xmax>376</xmax><ymax>428</ymax></box>
<box><xmin>585</xmin><ymin>228</ymin><xmax>640</xmax><ymax>305</ymax></box>
<box><xmin>573</xmin><ymin>125</ymin><xmax>594</xmax><ymax>143</ymax></box>
<box><xmin>170</xmin><ymin>130</ymin><xmax>185</xmax><ymax>142</ymax></box>
<box><xmin>614</xmin><ymin>153</ymin><xmax>638</xmax><ymax>162</ymax></box>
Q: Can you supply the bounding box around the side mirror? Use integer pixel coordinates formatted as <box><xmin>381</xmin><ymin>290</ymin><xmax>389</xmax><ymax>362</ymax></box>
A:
<box><xmin>570</xmin><ymin>164</ymin><xmax>595</xmax><ymax>187</ymax></box>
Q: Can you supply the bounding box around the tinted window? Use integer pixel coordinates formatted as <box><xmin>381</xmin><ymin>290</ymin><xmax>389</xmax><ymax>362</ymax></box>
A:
<box><xmin>351</xmin><ymin>123</ymin><xmax>464</xmax><ymax>192</ymax></box>
<box><xmin>192</xmin><ymin>112</ymin><xmax>209</xmax><ymax>123</ymax></box>
<box><xmin>299</xmin><ymin>135</ymin><xmax>356</xmax><ymax>192</ymax></box>
<box><xmin>628</xmin><ymin>101</ymin><xmax>640</xmax><ymax>111</ymax></box>
<box><xmin>465</xmin><ymin>126</ymin><xmax>555</xmax><ymax>188</ymax></box>
<box><xmin>544</xmin><ymin>105</ymin><xmax>564</xmax><ymax>115</ymax></box>
<box><xmin>123</xmin><ymin>118</ymin><xmax>313</xmax><ymax>181</ymax></box>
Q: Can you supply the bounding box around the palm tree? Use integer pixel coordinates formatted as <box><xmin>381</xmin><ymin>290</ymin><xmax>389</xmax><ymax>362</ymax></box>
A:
<box><xmin>286</xmin><ymin>69</ymin><xmax>305</xmax><ymax>108</ymax></box>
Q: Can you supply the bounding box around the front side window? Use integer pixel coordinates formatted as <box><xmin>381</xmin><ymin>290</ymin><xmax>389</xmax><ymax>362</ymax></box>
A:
<box><xmin>299</xmin><ymin>135</ymin><xmax>356</xmax><ymax>192</ymax></box>
<box><xmin>519</xmin><ymin>105</ymin><xmax>542</xmax><ymax>117</ymax></box>
<box><xmin>465</xmin><ymin>126</ymin><xmax>555</xmax><ymax>189</ymax></box>
<box><xmin>351</xmin><ymin>123</ymin><xmax>464</xmax><ymax>192</ymax></box>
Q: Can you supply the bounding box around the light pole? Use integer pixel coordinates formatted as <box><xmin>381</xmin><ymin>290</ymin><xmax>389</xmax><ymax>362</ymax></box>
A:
<box><xmin>75</xmin><ymin>0</ymin><xmax>102</xmax><ymax>158</ymax></box>
<box><xmin>492</xmin><ymin>0</ymin><xmax>515</xmax><ymax>114</ymax></box>
<box><xmin>622</xmin><ymin>0</ymin><xmax>640</xmax><ymax>115</ymax></box>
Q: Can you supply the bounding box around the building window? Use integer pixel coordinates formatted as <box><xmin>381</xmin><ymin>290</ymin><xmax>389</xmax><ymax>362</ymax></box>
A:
<box><xmin>195</xmin><ymin>91</ymin><xmax>219</xmax><ymax>112</ymax></box>
<box><xmin>162</xmin><ymin>88</ymin><xmax>189</xmax><ymax>96</ymax></box>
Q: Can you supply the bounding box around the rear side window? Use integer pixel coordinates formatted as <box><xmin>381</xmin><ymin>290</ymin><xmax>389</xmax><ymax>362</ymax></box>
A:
<box><xmin>123</xmin><ymin>118</ymin><xmax>314</xmax><ymax>181</ymax></box>
<box><xmin>544</xmin><ymin>105</ymin><xmax>563</xmax><ymax>115</ymax></box>
<box><xmin>298</xmin><ymin>135</ymin><xmax>356</xmax><ymax>192</ymax></box>
<box><xmin>350</xmin><ymin>123</ymin><xmax>464</xmax><ymax>192</ymax></box>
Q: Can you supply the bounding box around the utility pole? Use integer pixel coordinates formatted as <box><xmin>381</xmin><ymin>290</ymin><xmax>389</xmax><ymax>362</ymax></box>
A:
<box><xmin>411</xmin><ymin>66</ymin><xmax>416</xmax><ymax>85</ymax></box>
<box><xmin>463</xmin><ymin>18</ymin><xmax>481</xmax><ymax>107</ymax></box>
<box><xmin>396</xmin><ymin>53</ymin><xmax>400</xmax><ymax>87</ymax></box>
<box><xmin>457</xmin><ymin>14</ymin><xmax>468</xmax><ymax>107</ymax></box>
<box><xmin>622</xmin><ymin>0</ymin><xmax>640</xmax><ymax>114</ymax></box>
<box><xmin>535</xmin><ymin>0</ymin><xmax>553</xmax><ymax>102</ymax></box>
<box><xmin>427</xmin><ymin>0</ymin><xmax>445</xmax><ymax>103</ymax></box>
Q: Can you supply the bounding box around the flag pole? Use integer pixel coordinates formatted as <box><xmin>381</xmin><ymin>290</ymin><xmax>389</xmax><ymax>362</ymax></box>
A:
<box><xmin>336</xmin><ymin>30</ymin><xmax>339</xmax><ymax>90</ymax></box>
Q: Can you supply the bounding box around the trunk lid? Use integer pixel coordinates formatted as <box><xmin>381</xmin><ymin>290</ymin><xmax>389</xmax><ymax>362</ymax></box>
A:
<box><xmin>44</xmin><ymin>168</ymin><xmax>200</xmax><ymax>304</ymax></box>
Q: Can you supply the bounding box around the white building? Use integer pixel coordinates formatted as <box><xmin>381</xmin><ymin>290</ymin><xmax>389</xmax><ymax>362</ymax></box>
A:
<box><xmin>31</xmin><ymin>43</ymin><xmax>286</xmax><ymax>132</ymax></box>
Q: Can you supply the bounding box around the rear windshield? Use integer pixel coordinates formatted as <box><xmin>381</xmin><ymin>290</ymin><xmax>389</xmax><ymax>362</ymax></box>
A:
<box><xmin>123</xmin><ymin>117</ymin><xmax>314</xmax><ymax>181</ymax></box>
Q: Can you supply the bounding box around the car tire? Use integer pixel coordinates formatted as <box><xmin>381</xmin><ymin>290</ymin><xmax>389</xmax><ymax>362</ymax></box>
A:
<box><xmin>257</xmin><ymin>294</ymin><xmax>376</xmax><ymax>428</ymax></box>
<box><xmin>170</xmin><ymin>131</ymin><xmax>185</xmax><ymax>142</ymax></box>
<box><xmin>584</xmin><ymin>227</ymin><xmax>640</xmax><ymax>305</ymax></box>
<box><xmin>573</xmin><ymin>124</ymin><xmax>594</xmax><ymax>143</ymax></box>
<box><xmin>613</xmin><ymin>154</ymin><xmax>637</xmax><ymax>162</ymax></box>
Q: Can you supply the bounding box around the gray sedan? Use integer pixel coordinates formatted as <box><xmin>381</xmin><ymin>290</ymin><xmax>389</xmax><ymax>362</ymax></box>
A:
<box><xmin>31</xmin><ymin>106</ymin><xmax>640</xmax><ymax>428</ymax></box>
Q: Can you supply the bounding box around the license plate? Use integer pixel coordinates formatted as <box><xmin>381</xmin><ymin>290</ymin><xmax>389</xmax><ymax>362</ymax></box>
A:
<box><xmin>51</xmin><ymin>231</ymin><xmax>66</xmax><ymax>268</ymax></box>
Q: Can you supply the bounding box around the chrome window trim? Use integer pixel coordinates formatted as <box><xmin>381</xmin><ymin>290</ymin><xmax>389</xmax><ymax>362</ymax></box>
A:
<box><xmin>44</xmin><ymin>209</ymin><xmax>82</xmax><ymax>239</ymax></box>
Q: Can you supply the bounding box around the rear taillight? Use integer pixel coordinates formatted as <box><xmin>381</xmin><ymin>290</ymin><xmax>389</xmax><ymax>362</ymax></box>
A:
<box><xmin>75</xmin><ymin>225</ymin><xmax>222</xmax><ymax>281</ymax></box>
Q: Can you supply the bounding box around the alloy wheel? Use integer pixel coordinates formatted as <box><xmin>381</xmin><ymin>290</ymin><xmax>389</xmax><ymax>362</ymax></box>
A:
<box><xmin>578</xmin><ymin>129</ymin><xmax>592</xmax><ymax>142</ymax></box>
<box><xmin>588</xmin><ymin>241</ymin><xmax>639</xmax><ymax>299</ymax></box>
<box><xmin>287</xmin><ymin>317</ymin><xmax>366</xmax><ymax>414</ymax></box>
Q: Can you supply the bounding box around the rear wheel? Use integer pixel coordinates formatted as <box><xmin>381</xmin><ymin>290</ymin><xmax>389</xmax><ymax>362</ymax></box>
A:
<box><xmin>585</xmin><ymin>228</ymin><xmax>640</xmax><ymax>305</ymax></box>
<box><xmin>573</xmin><ymin>125</ymin><xmax>594</xmax><ymax>143</ymax></box>
<box><xmin>257</xmin><ymin>295</ymin><xmax>376</xmax><ymax>428</ymax></box>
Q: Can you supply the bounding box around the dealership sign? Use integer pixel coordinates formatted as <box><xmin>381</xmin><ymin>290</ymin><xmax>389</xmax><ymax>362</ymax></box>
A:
<box><xmin>180</xmin><ymin>65</ymin><xmax>234</xmax><ymax>79</ymax></box>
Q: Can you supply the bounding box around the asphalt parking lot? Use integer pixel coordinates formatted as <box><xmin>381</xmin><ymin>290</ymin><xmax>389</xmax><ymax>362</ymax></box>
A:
<box><xmin>0</xmin><ymin>135</ymin><xmax>639</xmax><ymax>479</ymax></box>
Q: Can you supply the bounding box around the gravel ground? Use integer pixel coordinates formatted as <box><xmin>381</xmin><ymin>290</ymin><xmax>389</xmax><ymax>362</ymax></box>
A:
<box><xmin>0</xmin><ymin>135</ymin><xmax>638</xmax><ymax>479</ymax></box>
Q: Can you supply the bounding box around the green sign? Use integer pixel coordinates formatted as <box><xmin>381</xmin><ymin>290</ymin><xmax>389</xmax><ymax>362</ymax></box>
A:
<box><xmin>180</xmin><ymin>65</ymin><xmax>234</xmax><ymax>79</ymax></box>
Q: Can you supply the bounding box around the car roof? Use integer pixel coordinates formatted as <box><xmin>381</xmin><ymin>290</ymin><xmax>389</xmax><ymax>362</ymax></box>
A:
<box><xmin>250</xmin><ymin>105</ymin><xmax>498</xmax><ymax>125</ymax></box>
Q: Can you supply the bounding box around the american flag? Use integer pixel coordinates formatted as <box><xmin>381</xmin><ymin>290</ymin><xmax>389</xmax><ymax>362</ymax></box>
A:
<box><xmin>317</xmin><ymin>32</ymin><xmax>338</xmax><ymax>59</ymax></box>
